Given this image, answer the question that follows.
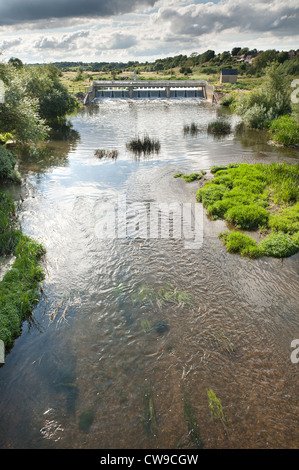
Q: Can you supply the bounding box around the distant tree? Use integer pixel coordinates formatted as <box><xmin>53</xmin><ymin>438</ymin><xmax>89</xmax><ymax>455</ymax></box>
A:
<box><xmin>199</xmin><ymin>50</ymin><xmax>215</xmax><ymax>64</ymax></box>
<box><xmin>238</xmin><ymin>47</ymin><xmax>249</xmax><ymax>56</ymax></box>
<box><xmin>253</xmin><ymin>50</ymin><xmax>278</xmax><ymax>71</ymax></box>
<box><xmin>277</xmin><ymin>51</ymin><xmax>289</xmax><ymax>64</ymax></box>
<box><xmin>220</xmin><ymin>51</ymin><xmax>231</xmax><ymax>62</ymax></box>
<box><xmin>8</xmin><ymin>57</ymin><xmax>23</xmax><ymax>69</ymax></box>
<box><xmin>231</xmin><ymin>47</ymin><xmax>242</xmax><ymax>56</ymax></box>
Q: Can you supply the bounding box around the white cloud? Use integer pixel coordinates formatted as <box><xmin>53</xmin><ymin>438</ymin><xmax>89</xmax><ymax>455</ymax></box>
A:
<box><xmin>0</xmin><ymin>0</ymin><xmax>298</xmax><ymax>63</ymax></box>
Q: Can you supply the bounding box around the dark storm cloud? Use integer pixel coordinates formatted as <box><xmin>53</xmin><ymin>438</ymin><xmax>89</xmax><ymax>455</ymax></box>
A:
<box><xmin>0</xmin><ymin>0</ymin><xmax>157</xmax><ymax>26</ymax></box>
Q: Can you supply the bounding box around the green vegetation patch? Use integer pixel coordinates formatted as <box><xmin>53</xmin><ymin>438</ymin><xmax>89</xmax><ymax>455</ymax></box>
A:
<box><xmin>270</xmin><ymin>115</ymin><xmax>299</xmax><ymax>147</ymax></box>
<box><xmin>196</xmin><ymin>162</ymin><xmax>299</xmax><ymax>259</ymax></box>
<box><xmin>207</xmin><ymin>120</ymin><xmax>231</xmax><ymax>136</ymax></box>
<box><xmin>174</xmin><ymin>172</ymin><xmax>204</xmax><ymax>182</ymax></box>
<box><xmin>0</xmin><ymin>146</ymin><xmax>21</xmax><ymax>183</ymax></box>
<box><xmin>126</xmin><ymin>135</ymin><xmax>160</xmax><ymax>155</ymax></box>
<box><xmin>0</xmin><ymin>191</ymin><xmax>45</xmax><ymax>347</ymax></box>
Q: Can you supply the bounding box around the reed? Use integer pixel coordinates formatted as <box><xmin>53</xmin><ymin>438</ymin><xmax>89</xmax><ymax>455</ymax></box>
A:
<box><xmin>94</xmin><ymin>149</ymin><xmax>119</xmax><ymax>159</ymax></box>
<box><xmin>126</xmin><ymin>135</ymin><xmax>161</xmax><ymax>155</ymax></box>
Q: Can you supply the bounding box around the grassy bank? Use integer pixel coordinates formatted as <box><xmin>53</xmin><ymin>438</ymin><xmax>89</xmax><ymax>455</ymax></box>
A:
<box><xmin>194</xmin><ymin>162</ymin><xmax>299</xmax><ymax>258</ymax></box>
<box><xmin>0</xmin><ymin>191</ymin><xmax>45</xmax><ymax>348</ymax></box>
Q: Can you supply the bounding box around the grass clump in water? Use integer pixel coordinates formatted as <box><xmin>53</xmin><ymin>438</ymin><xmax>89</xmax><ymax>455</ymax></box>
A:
<box><xmin>94</xmin><ymin>149</ymin><xmax>118</xmax><ymax>159</ymax></box>
<box><xmin>126</xmin><ymin>135</ymin><xmax>160</xmax><ymax>155</ymax></box>
<box><xmin>174</xmin><ymin>172</ymin><xmax>204</xmax><ymax>182</ymax></box>
<box><xmin>183</xmin><ymin>123</ymin><xmax>198</xmax><ymax>135</ymax></box>
<box><xmin>0</xmin><ymin>191</ymin><xmax>45</xmax><ymax>348</ymax></box>
<box><xmin>207</xmin><ymin>120</ymin><xmax>231</xmax><ymax>136</ymax></box>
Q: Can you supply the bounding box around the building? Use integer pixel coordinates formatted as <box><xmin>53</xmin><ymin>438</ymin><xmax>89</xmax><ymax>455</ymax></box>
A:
<box><xmin>220</xmin><ymin>69</ymin><xmax>238</xmax><ymax>84</ymax></box>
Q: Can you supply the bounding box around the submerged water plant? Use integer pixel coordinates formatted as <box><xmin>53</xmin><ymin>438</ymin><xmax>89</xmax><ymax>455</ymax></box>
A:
<box><xmin>207</xmin><ymin>388</ymin><xmax>228</xmax><ymax>434</ymax></box>
<box><xmin>142</xmin><ymin>388</ymin><xmax>158</xmax><ymax>437</ymax></box>
<box><xmin>183</xmin><ymin>395</ymin><xmax>203</xmax><ymax>449</ymax></box>
<box><xmin>131</xmin><ymin>283</ymin><xmax>193</xmax><ymax>309</ymax></box>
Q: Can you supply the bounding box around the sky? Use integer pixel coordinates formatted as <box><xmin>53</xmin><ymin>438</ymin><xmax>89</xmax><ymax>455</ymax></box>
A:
<box><xmin>0</xmin><ymin>0</ymin><xmax>298</xmax><ymax>64</ymax></box>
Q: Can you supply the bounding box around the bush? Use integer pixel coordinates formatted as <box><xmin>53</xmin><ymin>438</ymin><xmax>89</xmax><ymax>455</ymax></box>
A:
<box><xmin>220</xmin><ymin>94</ymin><xmax>235</xmax><ymax>107</ymax></box>
<box><xmin>219</xmin><ymin>231</ymin><xmax>260</xmax><ymax>258</ymax></box>
<box><xmin>0</xmin><ymin>146</ymin><xmax>17</xmax><ymax>181</ymax></box>
<box><xmin>196</xmin><ymin>184</ymin><xmax>227</xmax><ymax>206</ymax></box>
<box><xmin>259</xmin><ymin>233</ymin><xmax>298</xmax><ymax>258</ymax></box>
<box><xmin>270</xmin><ymin>115</ymin><xmax>299</xmax><ymax>147</ymax></box>
<box><xmin>226</xmin><ymin>204</ymin><xmax>269</xmax><ymax>230</ymax></box>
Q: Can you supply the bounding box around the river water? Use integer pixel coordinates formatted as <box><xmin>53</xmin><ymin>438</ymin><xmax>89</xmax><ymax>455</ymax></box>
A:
<box><xmin>0</xmin><ymin>99</ymin><xmax>298</xmax><ymax>449</ymax></box>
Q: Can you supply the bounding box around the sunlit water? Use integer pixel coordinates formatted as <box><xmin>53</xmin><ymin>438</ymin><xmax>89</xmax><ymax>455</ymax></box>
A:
<box><xmin>0</xmin><ymin>99</ymin><xmax>298</xmax><ymax>449</ymax></box>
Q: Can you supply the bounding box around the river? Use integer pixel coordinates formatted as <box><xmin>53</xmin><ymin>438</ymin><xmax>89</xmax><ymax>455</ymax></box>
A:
<box><xmin>0</xmin><ymin>99</ymin><xmax>298</xmax><ymax>449</ymax></box>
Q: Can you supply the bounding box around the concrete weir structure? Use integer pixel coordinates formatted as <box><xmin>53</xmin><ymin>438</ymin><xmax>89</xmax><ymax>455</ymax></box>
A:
<box><xmin>84</xmin><ymin>80</ymin><xmax>215</xmax><ymax>103</ymax></box>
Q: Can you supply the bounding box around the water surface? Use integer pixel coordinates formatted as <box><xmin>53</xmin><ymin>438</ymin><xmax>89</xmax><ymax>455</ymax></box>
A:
<box><xmin>0</xmin><ymin>100</ymin><xmax>298</xmax><ymax>449</ymax></box>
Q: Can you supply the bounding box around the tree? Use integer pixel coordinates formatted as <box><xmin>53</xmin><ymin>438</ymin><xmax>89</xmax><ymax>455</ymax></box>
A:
<box><xmin>231</xmin><ymin>47</ymin><xmax>241</xmax><ymax>57</ymax></box>
<box><xmin>253</xmin><ymin>50</ymin><xmax>278</xmax><ymax>71</ymax></box>
<box><xmin>8</xmin><ymin>57</ymin><xmax>23</xmax><ymax>69</ymax></box>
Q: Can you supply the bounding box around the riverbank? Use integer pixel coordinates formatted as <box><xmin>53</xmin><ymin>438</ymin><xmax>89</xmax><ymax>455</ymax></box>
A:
<box><xmin>0</xmin><ymin>190</ymin><xmax>45</xmax><ymax>350</ymax></box>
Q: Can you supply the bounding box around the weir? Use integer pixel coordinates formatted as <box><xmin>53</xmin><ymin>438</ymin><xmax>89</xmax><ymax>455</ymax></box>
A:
<box><xmin>85</xmin><ymin>80</ymin><xmax>214</xmax><ymax>103</ymax></box>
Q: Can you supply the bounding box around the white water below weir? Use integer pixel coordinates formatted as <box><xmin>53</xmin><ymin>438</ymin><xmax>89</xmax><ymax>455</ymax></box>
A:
<box><xmin>85</xmin><ymin>80</ymin><xmax>215</xmax><ymax>102</ymax></box>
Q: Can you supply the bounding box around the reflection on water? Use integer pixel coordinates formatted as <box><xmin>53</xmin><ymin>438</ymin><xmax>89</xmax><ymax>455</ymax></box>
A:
<box><xmin>0</xmin><ymin>100</ymin><xmax>298</xmax><ymax>449</ymax></box>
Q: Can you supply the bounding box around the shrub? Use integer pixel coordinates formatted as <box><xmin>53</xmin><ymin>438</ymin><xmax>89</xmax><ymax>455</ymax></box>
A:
<box><xmin>219</xmin><ymin>231</ymin><xmax>260</xmax><ymax>258</ymax></box>
<box><xmin>259</xmin><ymin>233</ymin><xmax>298</xmax><ymax>258</ymax></box>
<box><xmin>0</xmin><ymin>146</ymin><xmax>20</xmax><ymax>182</ymax></box>
<box><xmin>226</xmin><ymin>204</ymin><xmax>269</xmax><ymax>230</ymax></box>
<box><xmin>196</xmin><ymin>184</ymin><xmax>226</xmax><ymax>206</ymax></box>
<box><xmin>270</xmin><ymin>115</ymin><xmax>299</xmax><ymax>147</ymax></box>
<box><xmin>220</xmin><ymin>94</ymin><xmax>235</xmax><ymax>107</ymax></box>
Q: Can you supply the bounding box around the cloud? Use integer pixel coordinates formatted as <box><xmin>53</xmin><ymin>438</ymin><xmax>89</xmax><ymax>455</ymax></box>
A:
<box><xmin>155</xmin><ymin>0</ymin><xmax>299</xmax><ymax>37</ymax></box>
<box><xmin>34</xmin><ymin>31</ymin><xmax>90</xmax><ymax>50</ymax></box>
<box><xmin>0</xmin><ymin>0</ymin><xmax>158</xmax><ymax>26</ymax></box>
<box><xmin>0</xmin><ymin>38</ymin><xmax>22</xmax><ymax>50</ymax></box>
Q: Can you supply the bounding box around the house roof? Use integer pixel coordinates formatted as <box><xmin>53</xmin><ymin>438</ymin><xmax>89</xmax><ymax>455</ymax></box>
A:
<box><xmin>221</xmin><ymin>69</ymin><xmax>238</xmax><ymax>75</ymax></box>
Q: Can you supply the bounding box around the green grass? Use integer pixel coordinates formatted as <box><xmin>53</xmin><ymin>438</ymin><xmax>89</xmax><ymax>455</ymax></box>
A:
<box><xmin>195</xmin><ymin>162</ymin><xmax>299</xmax><ymax>258</ymax></box>
<box><xmin>0</xmin><ymin>191</ymin><xmax>45</xmax><ymax>347</ymax></box>
<box><xmin>270</xmin><ymin>115</ymin><xmax>299</xmax><ymax>147</ymax></box>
